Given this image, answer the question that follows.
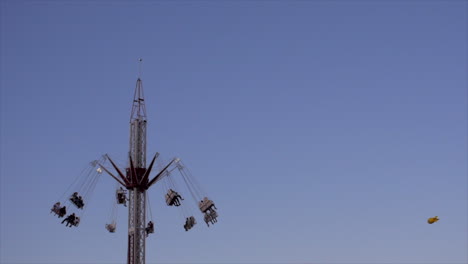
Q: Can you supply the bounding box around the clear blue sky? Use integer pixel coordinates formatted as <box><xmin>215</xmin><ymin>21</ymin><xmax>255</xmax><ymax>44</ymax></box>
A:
<box><xmin>1</xmin><ymin>1</ymin><xmax>466</xmax><ymax>263</ymax></box>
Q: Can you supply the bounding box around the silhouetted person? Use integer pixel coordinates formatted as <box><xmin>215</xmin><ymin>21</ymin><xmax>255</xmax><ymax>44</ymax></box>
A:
<box><xmin>59</xmin><ymin>206</ymin><xmax>67</xmax><ymax>217</ymax></box>
<box><xmin>146</xmin><ymin>221</ymin><xmax>154</xmax><ymax>236</ymax></box>
<box><xmin>62</xmin><ymin>213</ymin><xmax>76</xmax><ymax>227</ymax></box>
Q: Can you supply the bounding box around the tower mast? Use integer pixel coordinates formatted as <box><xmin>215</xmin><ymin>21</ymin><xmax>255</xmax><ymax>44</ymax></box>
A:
<box><xmin>128</xmin><ymin>58</ymin><xmax>147</xmax><ymax>264</ymax></box>
<box><xmin>98</xmin><ymin>59</ymin><xmax>181</xmax><ymax>263</ymax></box>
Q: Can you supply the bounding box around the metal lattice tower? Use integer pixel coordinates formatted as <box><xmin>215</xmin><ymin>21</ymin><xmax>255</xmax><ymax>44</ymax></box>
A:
<box><xmin>98</xmin><ymin>60</ymin><xmax>179</xmax><ymax>264</ymax></box>
<box><xmin>128</xmin><ymin>77</ymin><xmax>147</xmax><ymax>264</ymax></box>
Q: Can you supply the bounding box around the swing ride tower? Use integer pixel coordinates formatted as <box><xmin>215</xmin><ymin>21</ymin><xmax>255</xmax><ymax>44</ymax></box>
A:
<box><xmin>93</xmin><ymin>60</ymin><xmax>210</xmax><ymax>264</ymax></box>
<box><xmin>100</xmin><ymin>68</ymin><xmax>177</xmax><ymax>264</ymax></box>
<box><xmin>52</xmin><ymin>60</ymin><xmax>219</xmax><ymax>264</ymax></box>
<box><xmin>127</xmin><ymin>77</ymin><xmax>148</xmax><ymax>264</ymax></box>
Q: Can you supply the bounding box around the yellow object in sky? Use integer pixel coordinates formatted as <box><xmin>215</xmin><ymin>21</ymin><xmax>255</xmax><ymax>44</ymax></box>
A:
<box><xmin>427</xmin><ymin>216</ymin><xmax>439</xmax><ymax>224</ymax></box>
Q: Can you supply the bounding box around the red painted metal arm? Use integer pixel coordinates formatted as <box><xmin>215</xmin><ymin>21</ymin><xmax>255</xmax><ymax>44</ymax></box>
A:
<box><xmin>147</xmin><ymin>158</ymin><xmax>177</xmax><ymax>188</ymax></box>
<box><xmin>139</xmin><ymin>153</ymin><xmax>159</xmax><ymax>186</ymax></box>
<box><xmin>98</xmin><ymin>163</ymin><xmax>128</xmax><ymax>187</ymax></box>
<box><xmin>106</xmin><ymin>155</ymin><xmax>131</xmax><ymax>186</ymax></box>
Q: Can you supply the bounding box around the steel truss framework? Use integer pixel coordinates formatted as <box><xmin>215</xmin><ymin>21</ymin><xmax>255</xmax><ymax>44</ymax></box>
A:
<box><xmin>99</xmin><ymin>78</ymin><xmax>177</xmax><ymax>264</ymax></box>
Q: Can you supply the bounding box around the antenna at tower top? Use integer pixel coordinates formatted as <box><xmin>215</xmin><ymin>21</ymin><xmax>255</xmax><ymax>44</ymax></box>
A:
<box><xmin>131</xmin><ymin>59</ymin><xmax>147</xmax><ymax>122</ymax></box>
<box><xmin>138</xmin><ymin>58</ymin><xmax>143</xmax><ymax>78</ymax></box>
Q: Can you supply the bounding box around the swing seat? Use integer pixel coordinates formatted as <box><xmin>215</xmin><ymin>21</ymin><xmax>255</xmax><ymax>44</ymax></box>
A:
<box><xmin>184</xmin><ymin>216</ymin><xmax>196</xmax><ymax>231</ymax></box>
<box><xmin>70</xmin><ymin>194</ymin><xmax>85</xmax><ymax>209</ymax></box>
<box><xmin>165</xmin><ymin>190</ymin><xmax>180</xmax><ymax>206</ymax></box>
<box><xmin>106</xmin><ymin>223</ymin><xmax>116</xmax><ymax>232</ymax></box>
<box><xmin>198</xmin><ymin>197</ymin><xmax>215</xmax><ymax>213</ymax></box>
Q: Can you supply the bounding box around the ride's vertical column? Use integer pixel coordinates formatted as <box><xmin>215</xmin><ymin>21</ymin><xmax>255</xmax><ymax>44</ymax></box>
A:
<box><xmin>135</xmin><ymin>190</ymin><xmax>146</xmax><ymax>263</ymax></box>
<box><xmin>128</xmin><ymin>78</ymin><xmax>147</xmax><ymax>264</ymax></box>
<box><xmin>127</xmin><ymin>189</ymin><xmax>135</xmax><ymax>263</ymax></box>
<box><xmin>128</xmin><ymin>119</ymin><xmax>147</xmax><ymax>264</ymax></box>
